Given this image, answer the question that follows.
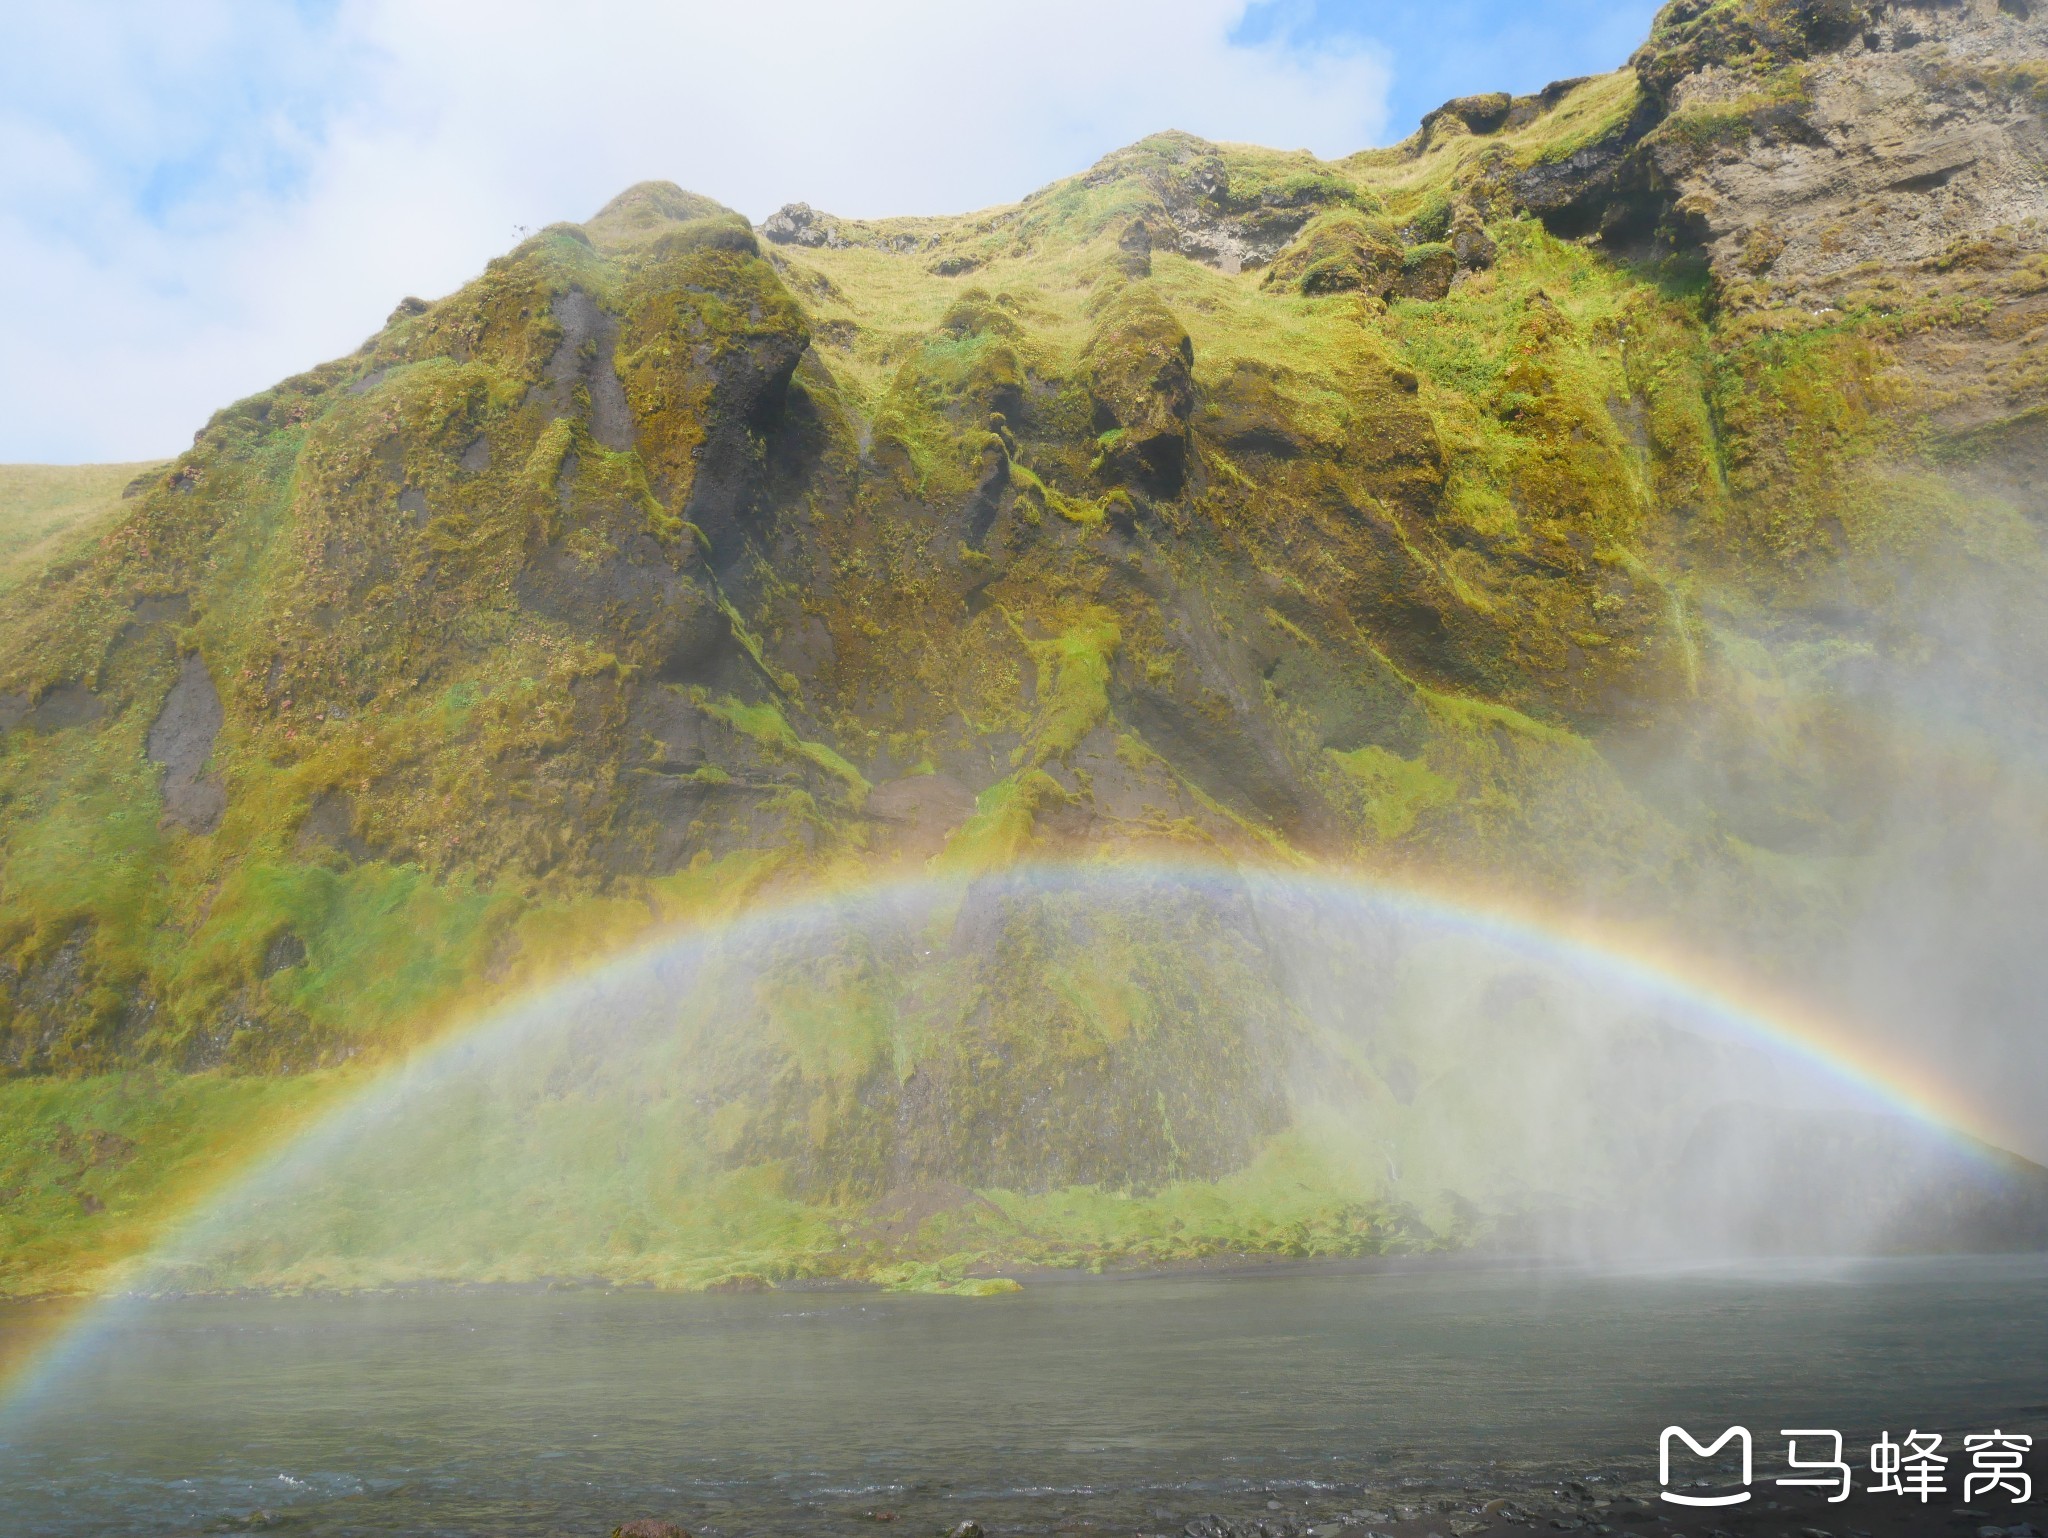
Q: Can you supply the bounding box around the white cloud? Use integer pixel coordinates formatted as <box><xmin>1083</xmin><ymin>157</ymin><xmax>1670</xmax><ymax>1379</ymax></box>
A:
<box><xmin>0</xmin><ymin>0</ymin><xmax>1391</xmax><ymax>463</ymax></box>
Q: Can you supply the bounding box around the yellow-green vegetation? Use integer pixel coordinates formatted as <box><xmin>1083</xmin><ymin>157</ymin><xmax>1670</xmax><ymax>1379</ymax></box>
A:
<box><xmin>0</xmin><ymin>1069</ymin><xmax>349</xmax><ymax>1294</ymax></box>
<box><xmin>0</xmin><ymin>462</ymin><xmax>163</xmax><ymax>592</ymax></box>
<box><xmin>3</xmin><ymin>0</ymin><xmax>2046</xmax><ymax>1294</ymax></box>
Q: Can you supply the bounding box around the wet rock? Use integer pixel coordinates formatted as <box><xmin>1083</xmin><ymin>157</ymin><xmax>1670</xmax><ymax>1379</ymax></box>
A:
<box><xmin>293</xmin><ymin>790</ymin><xmax>377</xmax><ymax>862</ymax></box>
<box><xmin>147</xmin><ymin>655</ymin><xmax>226</xmax><ymax>834</ymax></box>
<box><xmin>611</xmin><ymin>1523</ymin><xmax>691</xmax><ymax>1538</ymax></box>
<box><xmin>514</xmin><ymin>531</ymin><xmax>720</xmax><ymax>682</ymax></box>
<box><xmin>1199</xmin><ymin>361</ymin><xmax>1313</xmax><ymax>459</ymax></box>
<box><xmin>24</xmin><ymin>684</ymin><xmax>106</xmax><ymax>733</ymax></box>
<box><xmin>1672</xmin><ymin>1102</ymin><xmax>2048</xmax><ymax>1252</ymax></box>
<box><xmin>540</xmin><ymin>288</ymin><xmax>635</xmax><ymax>451</ymax></box>
<box><xmin>1500</xmin><ymin>120</ymin><xmax>1658</xmax><ymax>243</ymax></box>
<box><xmin>704</xmin><ymin>1271</ymin><xmax>772</xmax><ymax>1292</ymax></box>
<box><xmin>856</xmin><ymin>1182</ymin><xmax>1010</xmax><ymax>1249</ymax></box>
<box><xmin>218</xmin><ymin>1510</ymin><xmax>285</xmax><ymax>1532</ymax></box>
<box><xmin>865</xmin><ymin>773</ymin><xmax>975</xmax><ymax>859</ymax></box>
<box><xmin>1118</xmin><ymin>678</ymin><xmax>1323</xmax><ymax>840</ymax></box>
<box><xmin>262</xmin><ymin>931</ymin><xmax>307</xmax><ymax>977</ymax></box>
<box><xmin>948</xmin><ymin>1523</ymin><xmax>985</xmax><ymax>1538</ymax></box>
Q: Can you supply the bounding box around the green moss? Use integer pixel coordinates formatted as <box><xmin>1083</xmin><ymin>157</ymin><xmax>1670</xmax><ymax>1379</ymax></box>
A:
<box><xmin>1404</xmin><ymin>193</ymin><xmax>1453</xmax><ymax>244</ymax></box>
<box><xmin>1014</xmin><ymin>606</ymin><xmax>1121</xmax><ymax>764</ymax></box>
<box><xmin>0</xmin><ymin>462</ymin><xmax>163</xmax><ymax>593</ymax></box>
<box><xmin>1330</xmin><ymin>745</ymin><xmax>1457</xmax><ymax>839</ymax></box>
<box><xmin>982</xmin><ymin>1131</ymin><xmax>1436</xmax><ymax>1266</ymax></box>
<box><xmin>948</xmin><ymin>1275</ymin><xmax>1023</xmax><ymax>1296</ymax></box>
<box><xmin>1264</xmin><ymin>210</ymin><xmax>1403</xmax><ymax>296</ymax></box>
<box><xmin>934</xmin><ymin>769</ymin><xmax>1067</xmax><ymax>874</ymax></box>
<box><xmin>700</xmin><ymin>695</ymin><xmax>870</xmax><ymax>805</ymax></box>
<box><xmin>1402</xmin><ymin>241</ymin><xmax>1454</xmax><ymax>272</ymax></box>
<box><xmin>1646</xmin><ymin>64</ymin><xmax>1812</xmax><ymax>167</ymax></box>
<box><xmin>0</xmin><ymin>1070</ymin><xmax>349</xmax><ymax>1295</ymax></box>
<box><xmin>1514</xmin><ymin>71</ymin><xmax>1645</xmax><ymax>166</ymax></box>
<box><xmin>1634</xmin><ymin>0</ymin><xmax>1861</xmax><ymax>100</ymax></box>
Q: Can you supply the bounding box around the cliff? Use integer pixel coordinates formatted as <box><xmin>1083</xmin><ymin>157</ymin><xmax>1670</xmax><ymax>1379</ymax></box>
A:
<box><xmin>2</xmin><ymin>0</ymin><xmax>2045</xmax><ymax>1292</ymax></box>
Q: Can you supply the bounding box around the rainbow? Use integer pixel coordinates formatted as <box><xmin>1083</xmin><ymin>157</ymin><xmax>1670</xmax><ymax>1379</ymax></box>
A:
<box><xmin>0</xmin><ymin>853</ymin><xmax>2015</xmax><ymax>1410</ymax></box>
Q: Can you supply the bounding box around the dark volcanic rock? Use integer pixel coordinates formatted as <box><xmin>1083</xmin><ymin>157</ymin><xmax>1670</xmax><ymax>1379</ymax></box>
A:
<box><xmin>540</xmin><ymin>287</ymin><xmax>635</xmax><ymax>451</ymax></box>
<box><xmin>146</xmin><ymin>655</ymin><xmax>225</xmax><ymax>834</ymax></box>
<box><xmin>25</xmin><ymin>684</ymin><xmax>106</xmax><ymax>733</ymax></box>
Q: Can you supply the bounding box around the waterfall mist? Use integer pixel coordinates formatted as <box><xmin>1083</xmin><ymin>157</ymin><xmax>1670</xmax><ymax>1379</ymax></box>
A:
<box><xmin>126</xmin><ymin>863</ymin><xmax>2048</xmax><ymax>1296</ymax></box>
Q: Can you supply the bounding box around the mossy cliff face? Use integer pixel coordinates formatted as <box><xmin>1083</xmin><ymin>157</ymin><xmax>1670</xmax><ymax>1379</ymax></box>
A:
<box><xmin>3</xmin><ymin>0</ymin><xmax>2047</xmax><ymax>1292</ymax></box>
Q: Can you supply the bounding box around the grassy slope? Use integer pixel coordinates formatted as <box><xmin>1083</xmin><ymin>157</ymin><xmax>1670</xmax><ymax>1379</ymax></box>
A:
<box><xmin>0</xmin><ymin>56</ymin><xmax>2041</xmax><ymax>1295</ymax></box>
<box><xmin>0</xmin><ymin>463</ymin><xmax>163</xmax><ymax>593</ymax></box>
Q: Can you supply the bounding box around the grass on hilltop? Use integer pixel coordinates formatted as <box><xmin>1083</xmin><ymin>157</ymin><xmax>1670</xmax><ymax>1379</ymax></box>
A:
<box><xmin>0</xmin><ymin>463</ymin><xmax>164</xmax><ymax>593</ymax></box>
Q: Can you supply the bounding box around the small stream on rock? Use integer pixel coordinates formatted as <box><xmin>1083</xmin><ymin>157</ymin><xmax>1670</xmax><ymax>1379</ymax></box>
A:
<box><xmin>2</xmin><ymin>1254</ymin><xmax>2045</xmax><ymax>1536</ymax></box>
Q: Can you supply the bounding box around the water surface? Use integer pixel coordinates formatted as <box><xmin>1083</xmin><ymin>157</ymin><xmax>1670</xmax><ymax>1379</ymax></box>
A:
<box><xmin>3</xmin><ymin>1255</ymin><xmax>2045</xmax><ymax>1535</ymax></box>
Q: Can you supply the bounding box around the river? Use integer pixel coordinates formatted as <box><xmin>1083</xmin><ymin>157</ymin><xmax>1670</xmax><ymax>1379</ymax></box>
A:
<box><xmin>2</xmin><ymin>1254</ymin><xmax>2045</xmax><ymax>1535</ymax></box>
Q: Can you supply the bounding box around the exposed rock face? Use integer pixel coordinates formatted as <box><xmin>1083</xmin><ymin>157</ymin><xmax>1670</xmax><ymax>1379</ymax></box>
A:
<box><xmin>21</xmin><ymin>685</ymin><xmax>105</xmax><ymax>733</ymax></box>
<box><xmin>1643</xmin><ymin>0</ymin><xmax>2048</xmax><ymax>425</ymax></box>
<box><xmin>146</xmin><ymin>655</ymin><xmax>225</xmax><ymax>834</ymax></box>
<box><xmin>760</xmin><ymin>200</ymin><xmax>844</xmax><ymax>248</ymax></box>
<box><xmin>538</xmin><ymin>288</ymin><xmax>635</xmax><ymax>451</ymax></box>
<box><xmin>1462</xmin><ymin>1</ymin><xmax>2048</xmax><ymax>429</ymax></box>
<box><xmin>760</xmin><ymin>201</ymin><xmax>927</xmax><ymax>253</ymax></box>
<box><xmin>865</xmin><ymin>773</ymin><xmax>975</xmax><ymax>860</ymax></box>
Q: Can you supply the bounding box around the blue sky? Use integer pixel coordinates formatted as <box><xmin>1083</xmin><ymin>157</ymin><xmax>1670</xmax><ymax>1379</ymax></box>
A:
<box><xmin>0</xmin><ymin>0</ymin><xmax>1663</xmax><ymax>463</ymax></box>
<box><xmin>1237</xmin><ymin>0</ymin><xmax>1660</xmax><ymax>135</ymax></box>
